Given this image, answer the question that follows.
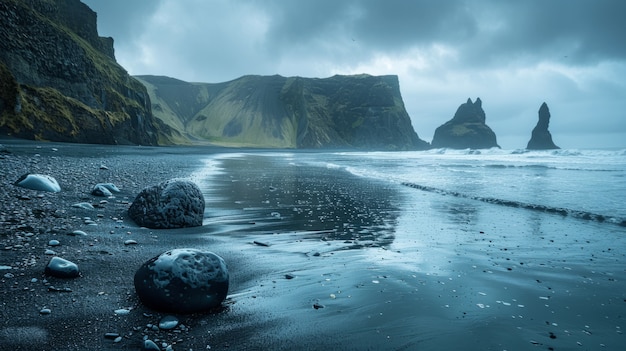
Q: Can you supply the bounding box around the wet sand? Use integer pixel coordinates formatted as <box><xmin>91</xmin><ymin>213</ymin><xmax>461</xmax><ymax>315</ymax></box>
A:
<box><xmin>1</xmin><ymin>139</ymin><xmax>625</xmax><ymax>350</ymax></box>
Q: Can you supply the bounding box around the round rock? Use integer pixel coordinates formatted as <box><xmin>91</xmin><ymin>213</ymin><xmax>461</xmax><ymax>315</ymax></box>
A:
<box><xmin>14</xmin><ymin>173</ymin><xmax>61</xmax><ymax>192</ymax></box>
<box><xmin>134</xmin><ymin>249</ymin><xmax>229</xmax><ymax>313</ymax></box>
<box><xmin>128</xmin><ymin>179</ymin><xmax>205</xmax><ymax>229</ymax></box>
<box><xmin>91</xmin><ymin>184</ymin><xmax>112</xmax><ymax>197</ymax></box>
<box><xmin>45</xmin><ymin>257</ymin><xmax>79</xmax><ymax>278</ymax></box>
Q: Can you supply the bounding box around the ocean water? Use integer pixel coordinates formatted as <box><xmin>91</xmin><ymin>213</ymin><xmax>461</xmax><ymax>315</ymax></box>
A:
<box><xmin>193</xmin><ymin>148</ymin><xmax>626</xmax><ymax>350</ymax></box>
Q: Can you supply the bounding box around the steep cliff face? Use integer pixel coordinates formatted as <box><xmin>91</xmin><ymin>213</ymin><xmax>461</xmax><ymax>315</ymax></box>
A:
<box><xmin>526</xmin><ymin>102</ymin><xmax>559</xmax><ymax>150</ymax></box>
<box><xmin>137</xmin><ymin>74</ymin><xmax>429</xmax><ymax>150</ymax></box>
<box><xmin>431</xmin><ymin>98</ymin><xmax>499</xmax><ymax>149</ymax></box>
<box><xmin>0</xmin><ymin>0</ymin><xmax>168</xmax><ymax>145</ymax></box>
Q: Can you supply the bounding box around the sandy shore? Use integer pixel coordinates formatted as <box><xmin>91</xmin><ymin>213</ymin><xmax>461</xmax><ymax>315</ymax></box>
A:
<box><xmin>1</xmin><ymin>139</ymin><xmax>385</xmax><ymax>351</ymax></box>
<box><xmin>0</xmin><ymin>139</ymin><xmax>250</xmax><ymax>350</ymax></box>
<box><xmin>2</xmin><ymin>139</ymin><xmax>625</xmax><ymax>351</ymax></box>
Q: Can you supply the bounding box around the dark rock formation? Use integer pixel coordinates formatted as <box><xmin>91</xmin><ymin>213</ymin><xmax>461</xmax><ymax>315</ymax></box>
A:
<box><xmin>134</xmin><ymin>249</ymin><xmax>229</xmax><ymax>313</ymax></box>
<box><xmin>128</xmin><ymin>179</ymin><xmax>205</xmax><ymax>229</ymax></box>
<box><xmin>0</xmin><ymin>0</ymin><xmax>172</xmax><ymax>145</ymax></box>
<box><xmin>136</xmin><ymin>74</ymin><xmax>430</xmax><ymax>150</ymax></box>
<box><xmin>431</xmin><ymin>98</ymin><xmax>499</xmax><ymax>149</ymax></box>
<box><xmin>526</xmin><ymin>102</ymin><xmax>559</xmax><ymax>150</ymax></box>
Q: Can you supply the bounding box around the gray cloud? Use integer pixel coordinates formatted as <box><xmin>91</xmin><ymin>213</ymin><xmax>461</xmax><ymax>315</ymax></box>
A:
<box><xmin>81</xmin><ymin>0</ymin><xmax>626</xmax><ymax>148</ymax></box>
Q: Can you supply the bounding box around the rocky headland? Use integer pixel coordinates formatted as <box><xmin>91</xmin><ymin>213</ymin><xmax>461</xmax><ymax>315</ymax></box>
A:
<box><xmin>526</xmin><ymin>102</ymin><xmax>559</xmax><ymax>150</ymax></box>
<box><xmin>137</xmin><ymin>74</ymin><xmax>430</xmax><ymax>150</ymax></box>
<box><xmin>0</xmin><ymin>0</ymin><xmax>174</xmax><ymax>145</ymax></box>
<box><xmin>430</xmin><ymin>97</ymin><xmax>500</xmax><ymax>149</ymax></box>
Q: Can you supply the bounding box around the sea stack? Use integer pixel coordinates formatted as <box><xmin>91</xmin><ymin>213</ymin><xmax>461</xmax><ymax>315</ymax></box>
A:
<box><xmin>526</xmin><ymin>102</ymin><xmax>559</xmax><ymax>150</ymax></box>
<box><xmin>431</xmin><ymin>98</ymin><xmax>500</xmax><ymax>149</ymax></box>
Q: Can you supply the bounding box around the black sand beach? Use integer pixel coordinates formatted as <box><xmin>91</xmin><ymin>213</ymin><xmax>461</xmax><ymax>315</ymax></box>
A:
<box><xmin>1</xmin><ymin>139</ymin><xmax>625</xmax><ymax>351</ymax></box>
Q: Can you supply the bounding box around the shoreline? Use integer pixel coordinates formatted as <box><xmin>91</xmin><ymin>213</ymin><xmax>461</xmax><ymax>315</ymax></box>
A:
<box><xmin>2</xmin><ymin>139</ymin><xmax>625</xmax><ymax>351</ymax></box>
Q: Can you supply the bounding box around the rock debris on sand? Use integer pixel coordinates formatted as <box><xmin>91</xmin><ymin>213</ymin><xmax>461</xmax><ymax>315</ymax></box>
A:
<box><xmin>1</xmin><ymin>142</ymin><xmax>208</xmax><ymax>350</ymax></box>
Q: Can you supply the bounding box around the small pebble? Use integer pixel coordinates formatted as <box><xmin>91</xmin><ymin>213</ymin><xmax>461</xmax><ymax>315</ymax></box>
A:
<box><xmin>124</xmin><ymin>240</ymin><xmax>138</xmax><ymax>245</ymax></box>
<box><xmin>72</xmin><ymin>202</ymin><xmax>94</xmax><ymax>209</ymax></box>
<box><xmin>45</xmin><ymin>257</ymin><xmax>79</xmax><ymax>278</ymax></box>
<box><xmin>144</xmin><ymin>340</ymin><xmax>160</xmax><ymax>350</ymax></box>
<box><xmin>313</xmin><ymin>302</ymin><xmax>325</xmax><ymax>309</ymax></box>
<box><xmin>44</xmin><ymin>249</ymin><xmax>56</xmax><ymax>255</ymax></box>
<box><xmin>48</xmin><ymin>240</ymin><xmax>60</xmax><ymax>247</ymax></box>
<box><xmin>158</xmin><ymin>315</ymin><xmax>179</xmax><ymax>330</ymax></box>
<box><xmin>68</xmin><ymin>230</ymin><xmax>88</xmax><ymax>236</ymax></box>
<box><xmin>39</xmin><ymin>308</ymin><xmax>51</xmax><ymax>315</ymax></box>
<box><xmin>114</xmin><ymin>308</ymin><xmax>131</xmax><ymax>315</ymax></box>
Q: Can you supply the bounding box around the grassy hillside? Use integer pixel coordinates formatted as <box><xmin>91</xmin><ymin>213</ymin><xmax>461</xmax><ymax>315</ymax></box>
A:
<box><xmin>138</xmin><ymin>74</ymin><xmax>429</xmax><ymax>150</ymax></box>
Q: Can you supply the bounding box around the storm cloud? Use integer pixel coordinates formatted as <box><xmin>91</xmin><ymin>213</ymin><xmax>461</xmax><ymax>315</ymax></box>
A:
<box><xmin>83</xmin><ymin>0</ymin><xmax>626</xmax><ymax>148</ymax></box>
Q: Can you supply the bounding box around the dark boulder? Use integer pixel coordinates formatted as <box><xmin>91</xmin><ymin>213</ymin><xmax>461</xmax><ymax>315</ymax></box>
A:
<box><xmin>431</xmin><ymin>97</ymin><xmax>500</xmax><ymax>149</ymax></box>
<box><xmin>128</xmin><ymin>179</ymin><xmax>205</xmax><ymax>229</ymax></box>
<box><xmin>526</xmin><ymin>102</ymin><xmax>559</xmax><ymax>150</ymax></box>
<box><xmin>134</xmin><ymin>249</ymin><xmax>229</xmax><ymax>313</ymax></box>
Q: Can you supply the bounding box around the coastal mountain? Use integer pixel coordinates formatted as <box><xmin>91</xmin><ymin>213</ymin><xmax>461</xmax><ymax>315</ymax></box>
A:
<box><xmin>0</xmin><ymin>0</ymin><xmax>171</xmax><ymax>145</ymax></box>
<box><xmin>526</xmin><ymin>102</ymin><xmax>559</xmax><ymax>150</ymax></box>
<box><xmin>137</xmin><ymin>74</ymin><xmax>429</xmax><ymax>150</ymax></box>
<box><xmin>430</xmin><ymin>97</ymin><xmax>499</xmax><ymax>149</ymax></box>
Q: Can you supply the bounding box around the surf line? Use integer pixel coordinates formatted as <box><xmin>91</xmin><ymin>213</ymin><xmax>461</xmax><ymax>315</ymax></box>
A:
<box><xmin>401</xmin><ymin>182</ymin><xmax>626</xmax><ymax>227</ymax></box>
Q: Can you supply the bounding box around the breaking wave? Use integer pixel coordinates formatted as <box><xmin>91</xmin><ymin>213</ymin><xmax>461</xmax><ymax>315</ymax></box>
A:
<box><xmin>401</xmin><ymin>181</ymin><xmax>626</xmax><ymax>227</ymax></box>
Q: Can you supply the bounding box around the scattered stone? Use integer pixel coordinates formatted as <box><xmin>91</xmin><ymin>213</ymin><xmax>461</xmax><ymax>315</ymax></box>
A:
<box><xmin>0</xmin><ymin>265</ymin><xmax>12</xmax><ymax>270</ymax></box>
<box><xmin>98</xmin><ymin>182</ymin><xmax>120</xmax><ymax>193</ymax></box>
<box><xmin>313</xmin><ymin>302</ymin><xmax>325</xmax><ymax>309</ymax></box>
<box><xmin>72</xmin><ymin>202</ymin><xmax>94</xmax><ymax>209</ymax></box>
<box><xmin>285</xmin><ymin>273</ymin><xmax>295</xmax><ymax>280</ymax></box>
<box><xmin>48</xmin><ymin>239</ymin><xmax>60</xmax><ymax>246</ymax></box>
<box><xmin>253</xmin><ymin>240</ymin><xmax>270</xmax><ymax>247</ymax></box>
<box><xmin>45</xmin><ymin>257</ymin><xmax>79</xmax><ymax>278</ymax></box>
<box><xmin>114</xmin><ymin>308</ymin><xmax>131</xmax><ymax>315</ymax></box>
<box><xmin>144</xmin><ymin>339</ymin><xmax>160</xmax><ymax>350</ymax></box>
<box><xmin>48</xmin><ymin>286</ymin><xmax>72</xmax><ymax>293</ymax></box>
<box><xmin>134</xmin><ymin>248</ymin><xmax>229</xmax><ymax>313</ymax></box>
<box><xmin>44</xmin><ymin>249</ymin><xmax>56</xmax><ymax>255</ymax></box>
<box><xmin>92</xmin><ymin>184</ymin><xmax>112</xmax><ymax>197</ymax></box>
<box><xmin>99</xmin><ymin>165</ymin><xmax>109</xmax><ymax>170</ymax></box>
<box><xmin>128</xmin><ymin>179</ymin><xmax>205</xmax><ymax>229</ymax></box>
<box><xmin>14</xmin><ymin>173</ymin><xmax>61</xmax><ymax>192</ymax></box>
<box><xmin>68</xmin><ymin>230</ymin><xmax>88</xmax><ymax>236</ymax></box>
<box><xmin>104</xmin><ymin>332</ymin><xmax>120</xmax><ymax>339</ymax></box>
<box><xmin>39</xmin><ymin>308</ymin><xmax>51</xmax><ymax>315</ymax></box>
<box><xmin>124</xmin><ymin>239</ymin><xmax>138</xmax><ymax>245</ymax></box>
<box><xmin>158</xmin><ymin>315</ymin><xmax>179</xmax><ymax>330</ymax></box>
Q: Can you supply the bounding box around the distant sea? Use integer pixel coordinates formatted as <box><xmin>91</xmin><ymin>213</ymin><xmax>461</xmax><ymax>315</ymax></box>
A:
<box><xmin>192</xmin><ymin>148</ymin><xmax>626</xmax><ymax>350</ymax></box>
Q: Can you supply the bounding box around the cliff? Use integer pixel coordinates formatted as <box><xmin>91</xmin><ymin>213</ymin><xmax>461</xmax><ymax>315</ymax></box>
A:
<box><xmin>0</xmin><ymin>0</ymin><xmax>170</xmax><ymax>145</ymax></box>
<box><xmin>526</xmin><ymin>102</ymin><xmax>559</xmax><ymax>150</ymax></box>
<box><xmin>136</xmin><ymin>74</ymin><xmax>429</xmax><ymax>150</ymax></box>
<box><xmin>430</xmin><ymin>97</ymin><xmax>499</xmax><ymax>149</ymax></box>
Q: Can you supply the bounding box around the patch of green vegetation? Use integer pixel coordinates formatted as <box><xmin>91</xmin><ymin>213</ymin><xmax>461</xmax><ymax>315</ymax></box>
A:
<box><xmin>351</xmin><ymin>117</ymin><xmax>365</xmax><ymax>129</ymax></box>
<box><xmin>451</xmin><ymin>123</ymin><xmax>482</xmax><ymax>136</ymax></box>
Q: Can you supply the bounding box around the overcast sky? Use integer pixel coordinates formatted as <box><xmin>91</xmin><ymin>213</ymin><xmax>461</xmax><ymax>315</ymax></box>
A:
<box><xmin>82</xmin><ymin>0</ymin><xmax>625</xmax><ymax>149</ymax></box>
